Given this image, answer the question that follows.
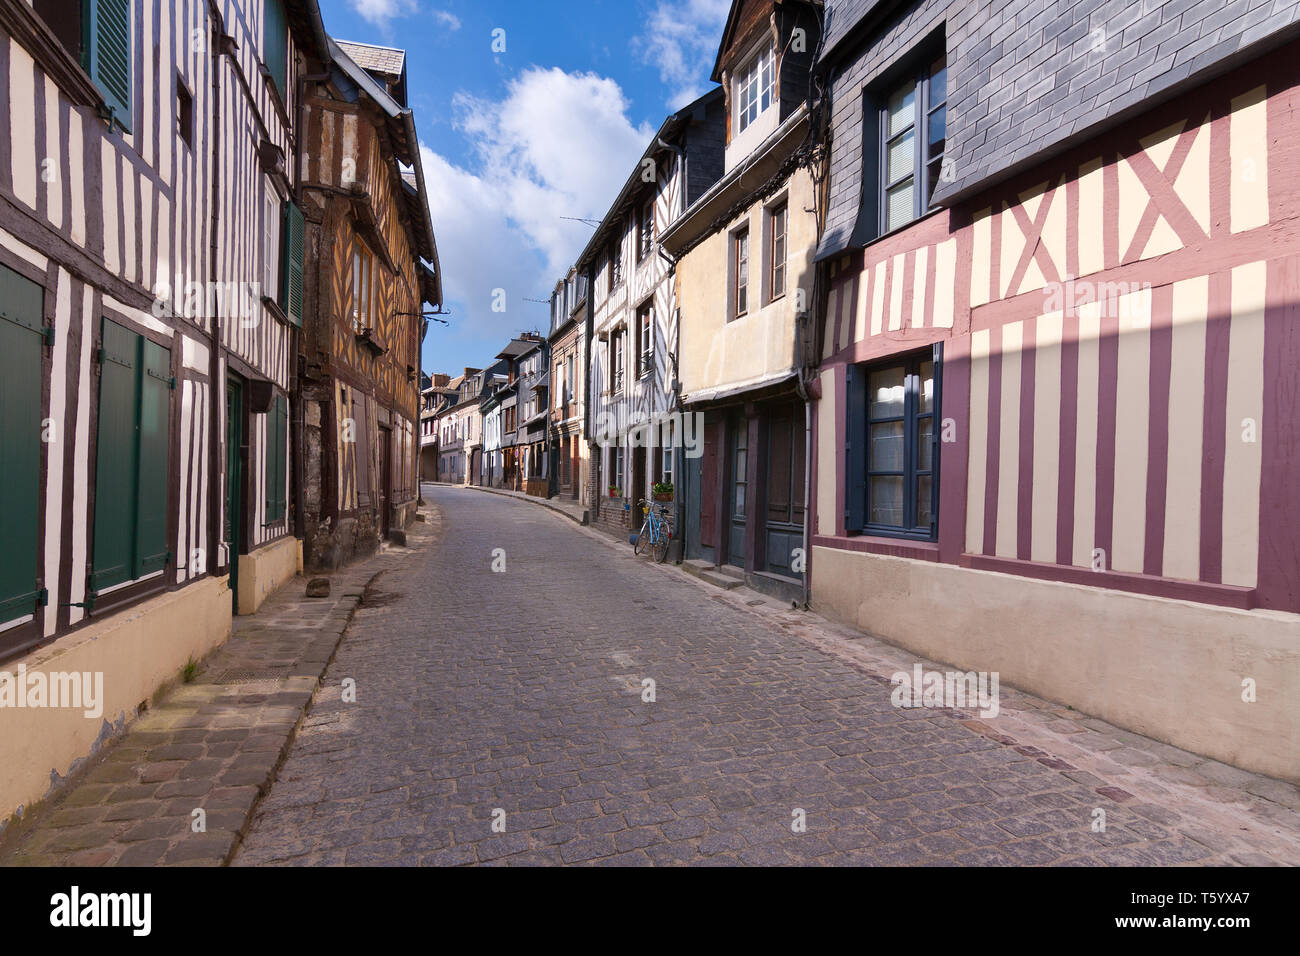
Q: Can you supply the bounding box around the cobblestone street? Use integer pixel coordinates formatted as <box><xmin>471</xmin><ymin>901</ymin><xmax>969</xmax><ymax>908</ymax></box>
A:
<box><xmin>227</xmin><ymin>486</ymin><xmax>1300</xmax><ymax>866</ymax></box>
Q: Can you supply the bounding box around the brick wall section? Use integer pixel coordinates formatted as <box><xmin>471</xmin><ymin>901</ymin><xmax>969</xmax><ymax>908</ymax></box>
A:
<box><xmin>819</xmin><ymin>0</ymin><xmax>1300</xmax><ymax>258</ymax></box>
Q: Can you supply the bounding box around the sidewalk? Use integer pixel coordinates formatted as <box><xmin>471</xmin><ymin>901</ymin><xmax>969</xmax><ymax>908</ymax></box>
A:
<box><xmin>0</xmin><ymin>507</ymin><xmax>440</xmax><ymax>867</ymax></box>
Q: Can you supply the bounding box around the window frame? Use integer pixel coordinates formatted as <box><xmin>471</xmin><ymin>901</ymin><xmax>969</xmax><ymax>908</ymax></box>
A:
<box><xmin>876</xmin><ymin>48</ymin><xmax>947</xmax><ymax>236</ymax></box>
<box><xmin>611</xmin><ymin>329</ymin><xmax>625</xmax><ymax>394</ymax></box>
<box><xmin>637</xmin><ymin>302</ymin><xmax>653</xmax><ymax>378</ymax></box>
<box><xmin>732</xmin><ymin>226</ymin><xmax>750</xmax><ymax>320</ymax></box>
<box><xmin>859</xmin><ymin>347</ymin><xmax>941</xmax><ymax>541</ymax></box>
<box><xmin>768</xmin><ymin>201</ymin><xmax>787</xmax><ymax>303</ymax></box>
<box><xmin>608</xmin><ymin>240</ymin><xmax>623</xmax><ymax>291</ymax></box>
<box><xmin>351</xmin><ymin>241</ymin><xmax>374</xmax><ymax>333</ymax></box>
<box><xmin>733</xmin><ymin>41</ymin><xmax>774</xmax><ymax>136</ymax></box>
<box><xmin>263</xmin><ymin>183</ymin><xmax>281</xmax><ymax>300</ymax></box>
<box><xmin>637</xmin><ymin>198</ymin><xmax>655</xmax><ymax>262</ymax></box>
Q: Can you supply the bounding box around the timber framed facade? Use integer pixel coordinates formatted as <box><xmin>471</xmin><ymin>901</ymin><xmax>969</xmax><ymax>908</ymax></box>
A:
<box><xmin>296</xmin><ymin>38</ymin><xmax>440</xmax><ymax>571</ymax></box>
<box><xmin>811</xmin><ymin>0</ymin><xmax>1300</xmax><ymax>780</ymax></box>
<box><xmin>0</xmin><ymin>0</ymin><xmax>329</xmax><ymax>824</ymax></box>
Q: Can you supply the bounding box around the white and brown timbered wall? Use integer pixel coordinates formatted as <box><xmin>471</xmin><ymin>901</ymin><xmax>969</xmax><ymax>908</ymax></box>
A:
<box><xmin>0</xmin><ymin>0</ymin><xmax>311</xmax><ymax>658</ymax></box>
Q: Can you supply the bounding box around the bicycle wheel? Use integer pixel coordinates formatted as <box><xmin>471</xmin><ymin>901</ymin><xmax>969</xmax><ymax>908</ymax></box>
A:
<box><xmin>653</xmin><ymin>525</ymin><xmax>670</xmax><ymax>563</ymax></box>
<box><xmin>633</xmin><ymin>519</ymin><xmax>650</xmax><ymax>555</ymax></box>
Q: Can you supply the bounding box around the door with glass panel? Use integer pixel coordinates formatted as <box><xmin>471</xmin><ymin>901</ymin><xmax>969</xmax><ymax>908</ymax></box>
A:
<box><xmin>728</xmin><ymin>417</ymin><xmax>748</xmax><ymax>568</ymax></box>
<box><xmin>865</xmin><ymin>355</ymin><xmax>937</xmax><ymax>537</ymax></box>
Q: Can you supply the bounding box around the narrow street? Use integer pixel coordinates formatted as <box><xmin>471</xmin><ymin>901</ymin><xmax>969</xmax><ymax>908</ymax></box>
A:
<box><xmin>231</xmin><ymin>486</ymin><xmax>1295</xmax><ymax>866</ymax></box>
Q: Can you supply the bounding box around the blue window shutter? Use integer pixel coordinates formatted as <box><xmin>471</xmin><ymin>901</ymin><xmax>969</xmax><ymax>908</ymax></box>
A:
<box><xmin>844</xmin><ymin>363</ymin><xmax>866</xmax><ymax>532</ymax></box>
<box><xmin>264</xmin><ymin>395</ymin><xmax>287</xmax><ymax>522</ymax></box>
<box><xmin>85</xmin><ymin>0</ymin><xmax>132</xmax><ymax>132</ymax></box>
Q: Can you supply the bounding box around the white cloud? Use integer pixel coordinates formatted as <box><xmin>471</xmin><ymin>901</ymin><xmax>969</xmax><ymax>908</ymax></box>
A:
<box><xmin>420</xmin><ymin>68</ymin><xmax>653</xmax><ymax>345</ymax></box>
<box><xmin>635</xmin><ymin>0</ymin><xmax>730</xmax><ymax>109</ymax></box>
<box><xmin>349</xmin><ymin>0</ymin><xmax>417</xmax><ymax>29</ymax></box>
<box><xmin>431</xmin><ymin>10</ymin><xmax>461</xmax><ymax>31</ymax></box>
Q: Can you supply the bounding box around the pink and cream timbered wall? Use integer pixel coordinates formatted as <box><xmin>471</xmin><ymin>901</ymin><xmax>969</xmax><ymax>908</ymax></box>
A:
<box><xmin>816</xmin><ymin>47</ymin><xmax>1300</xmax><ymax>616</ymax></box>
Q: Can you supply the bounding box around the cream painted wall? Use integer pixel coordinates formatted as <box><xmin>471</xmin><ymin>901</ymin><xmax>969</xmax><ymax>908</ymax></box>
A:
<box><xmin>237</xmin><ymin>535</ymin><xmax>300</xmax><ymax>615</ymax></box>
<box><xmin>1</xmin><ymin>577</ymin><xmax>232</xmax><ymax>824</ymax></box>
<box><xmin>812</xmin><ymin>546</ymin><xmax>1300</xmax><ymax>782</ymax></box>
<box><xmin>678</xmin><ymin>167</ymin><xmax>817</xmax><ymax>397</ymax></box>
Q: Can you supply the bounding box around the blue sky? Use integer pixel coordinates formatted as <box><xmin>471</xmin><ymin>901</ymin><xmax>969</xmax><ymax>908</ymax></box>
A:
<box><xmin>316</xmin><ymin>0</ymin><xmax>731</xmax><ymax>378</ymax></box>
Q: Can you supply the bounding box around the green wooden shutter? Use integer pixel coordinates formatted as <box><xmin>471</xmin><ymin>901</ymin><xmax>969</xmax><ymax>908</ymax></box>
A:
<box><xmin>264</xmin><ymin>0</ymin><xmax>288</xmax><ymax>100</ymax></box>
<box><xmin>280</xmin><ymin>202</ymin><xmax>304</xmax><ymax>326</ymax></box>
<box><xmin>85</xmin><ymin>0</ymin><xmax>132</xmax><ymax>132</ymax></box>
<box><xmin>844</xmin><ymin>363</ymin><xmax>866</xmax><ymax>533</ymax></box>
<box><xmin>264</xmin><ymin>394</ymin><xmax>287</xmax><ymax>523</ymax></box>
<box><xmin>91</xmin><ymin>319</ymin><xmax>139</xmax><ymax>591</ymax></box>
<box><xmin>135</xmin><ymin>338</ymin><xmax>171</xmax><ymax>576</ymax></box>
<box><xmin>0</xmin><ymin>266</ymin><xmax>45</xmax><ymax>624</ymax></box>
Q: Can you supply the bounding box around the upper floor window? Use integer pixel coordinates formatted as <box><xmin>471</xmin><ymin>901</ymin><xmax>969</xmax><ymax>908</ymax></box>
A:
<box><xmin>768</xmin><ymin>201</ymin><xmax>787</xmax><ymax>302</ymax></box>
<box><xmin>638</xmin><ymin>199</ymin><xmax>655</xmax><ymax>261</ymax></box>
<box><xmin>637</xmin><ymin>302</ymin><xmax>654</xmax><ymax>377</ymax></box>
<box><xmin>352</xmin><ymin>241</ymin><xmax>374</xmax><ymax>332</ymax></box>
<box><xmin>33</xmin><ymin>0</ymin><xmax>133</xmax><ymax>131</ymax></box>
<box><xmin>611</xmin><ymin>329</ymin><xmax>625</xmax><ymax>394</ymax></box>
<box><xmin>880</xmin><ymin>51</ymin><xmax>947</xmax><ymax>234</ymax></box>
<box><xmin>565</xmin><ymin>354</ymin><xmax>575</xmax><ymax>402</ymax></box>
<box><xmin>734</xmin><ymin>43</ymin><xmax>774</xmax><ymax>135</ymax></box>
<box><xmin>263</xmin><ymin>184</ymin><xmax>281</xmax><ymax>300</ymax></box>
<box><xmin>732</xmin><ymin>227</ymin><xmax>750</xmax><ymax>319</ymax></box>
<box><xmin>608</xmin><ymin>240</ymin><xmax>624</xmax><ymax>290</ymax></box>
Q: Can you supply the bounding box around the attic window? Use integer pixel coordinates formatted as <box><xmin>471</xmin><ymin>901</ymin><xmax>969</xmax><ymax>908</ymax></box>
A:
<box><xmin>734</xmin><ymin>43</ymin><xmax>774</xmax><ymax>135</ymax></box>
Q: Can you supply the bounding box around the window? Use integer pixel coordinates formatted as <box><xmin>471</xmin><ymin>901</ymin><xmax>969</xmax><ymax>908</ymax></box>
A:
<box><xmin>91</xmin><ymin>318</ymin><xmax>172</xmax><ymax>593</ymax></box>
<box><xmin>879</xmin><ymin>51</ymin><xmax>947</xmax><ymax>234</ymax></box>
<box><xmin>264</xmin><ymin>0</ymin><xmax>289</xmax><ymax>100</ymax></box>
<box><xmin>769</xmin><ymin>202</ymin><xmax>787</xmax><ymax>301</ymax></box>
<box><xmin>663</xmin><ymin>419</ymin><xmax>674</xmax><ymax>486</ymax></box>
<box><xmin>565</xmin><ymin>354</ymin><xmax>575</xmax><ymax>402</ymax></box>
<box><xmin>38</xmin><ymin>0</ymin><xmax>133</xmax><ymax>130</ymax></box>
<box><xmin>733</xmin><ymin>227</ymin><xmax>750</xmax><ymax>319</ymax></box>
<box><xmin>734</xmin><ymin>43</ymin><xmax>774</xmax><ymax>135</ymax></box>
<box><xmin>608</xmin><ymin>240</ymin><xmax>623</xmax><ymax>290</ymax></box>
<box><xmin>351</xmin><ymin>242</ymin><xmax>374</xmax><ymax>332</ymax></box>
<box><xmin>611</xmin><ymin>329</ymin><xmax>625</xmax><ymax>394</ymax></box>
<box><xmin>857</xmin><ymin>351</ymin><xmax>938</xmax><ymax>536</ymax></box>
<box><xmin>614</xmin><ymin>445</ymin><xmax>624</xmax><ymax>491</ymax></box>
<box><xmin>264</xmin><ymin>394</ymin><xmax>288</xmax><ymax>523</ymax></box>
<box><xmin>0</xmin><ymin>265</ymin><xmax>45</xmax><ymax>632</ymax></box>
<box><xmin>177</xmin><ymin>76</ymin><xmax>194</xmax><ymax>148</ymax></box>
<box><xmin>638</xmin><ymin>199</ymin><xmax>655</xmax><ymax>261</ymax></box>
<box><xmin>263</xmin><ymin>185</ymin><xmax>281</xmax><ymax>301</ymax></box>
<box><xmin>637</xmin><ymin>303</ymin><xmax>653</xmax><ymax>377</ymax></box>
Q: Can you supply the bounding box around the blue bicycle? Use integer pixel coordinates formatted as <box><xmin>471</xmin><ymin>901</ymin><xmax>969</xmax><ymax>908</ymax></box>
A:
<box><xmin>632</xmin><ymin>499</ymin><xmax>672</xmax><ymax>563</ymax></box>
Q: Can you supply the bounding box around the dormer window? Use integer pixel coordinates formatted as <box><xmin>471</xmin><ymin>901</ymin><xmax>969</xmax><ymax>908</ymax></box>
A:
<box><xmin>734</xmin><ymin>43</ymin><xmax>774</xmax><ymax>135</ymax></box>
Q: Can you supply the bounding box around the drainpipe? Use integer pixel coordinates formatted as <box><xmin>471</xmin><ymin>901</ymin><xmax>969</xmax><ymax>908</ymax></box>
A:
<box><xmin>206</xmin><ymin>14</ymin><xmax>229</xmax><ymax>582</ymax></box>
<box><xmin>795</xmin><ymin>310</ymin><xmax>813</xmax><ymax>611</ymax></box>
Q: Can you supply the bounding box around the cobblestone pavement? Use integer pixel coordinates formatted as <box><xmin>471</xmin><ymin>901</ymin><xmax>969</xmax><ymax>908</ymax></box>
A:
<box><xmin>234</xmin><ymin>485</ymin><xmax>1300</xmax><ymax>866</ymax></box>
<box><xmin>0</xmin><ymin>532</ymin><xmax>427</xmax><ymax>867</ymax></box>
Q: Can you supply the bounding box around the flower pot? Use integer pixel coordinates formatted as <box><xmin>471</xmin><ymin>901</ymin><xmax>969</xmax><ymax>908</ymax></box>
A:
<box><xmin>653</xmin><ymin>492</ymin><xmax>673</xmax><ymax>502</ymax></box>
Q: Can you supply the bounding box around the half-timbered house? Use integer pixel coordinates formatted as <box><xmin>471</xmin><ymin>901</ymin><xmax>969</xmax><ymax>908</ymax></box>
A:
<box><xmin>578</xmin><ymin>87</ymin><xmax>725</xmax><ymax>540</ymax></box>
<box><xmin>0</xmin><ymin>0</ymin><xmax>326</xmax><ymax>823</ymax></box>
<box><xmin>295</xmin><ymin>38</ymin><xmax>440</xmax><ymax>571</ymax></box>
<box><xmin>549</xmin><ymin>267</ymin><xmax>588</xmax><ymax>502</ymax></box>
<box><xmin>811</xmin><ymin>0</ymin><xmax>1300</xmax><ymax>779</ymax></box>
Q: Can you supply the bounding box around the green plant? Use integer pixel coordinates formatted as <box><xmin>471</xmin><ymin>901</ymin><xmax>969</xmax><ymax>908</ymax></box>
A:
<box><xmin>183</xmin><ymin>657</ymin><xmax>198</xmax><ymax>684</ymax></box>
<box><xmin>652</xmin><ymin>481</ymin><xmax>674</xmax><ymax>497</ymax></box>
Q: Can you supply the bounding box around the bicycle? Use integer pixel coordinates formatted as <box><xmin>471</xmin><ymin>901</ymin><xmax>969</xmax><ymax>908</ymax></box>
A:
<box><xmin>632</xmin><ymin>499</ymin><xmax>672</xmax><ymax>563</ymax></box>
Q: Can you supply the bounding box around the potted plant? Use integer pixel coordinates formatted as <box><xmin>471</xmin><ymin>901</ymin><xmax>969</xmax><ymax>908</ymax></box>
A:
<box><xmin>652</xmin><ymin>481</ymin><xmax>674</xmax><ymax>502</ymax></box>
<box><xmin>608</xmin><ymin>485</ymin><xmax>622</xmax><ymax>498</ymax></box>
